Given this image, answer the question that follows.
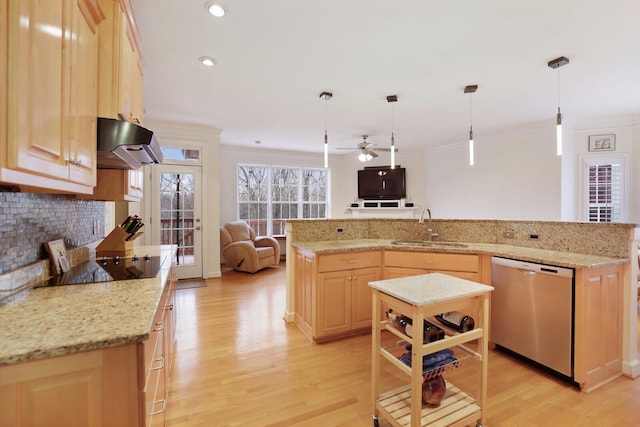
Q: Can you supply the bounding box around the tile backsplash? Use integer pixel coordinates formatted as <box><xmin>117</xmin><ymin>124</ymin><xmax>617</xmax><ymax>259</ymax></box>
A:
<box><xmin>0</xmin><ymin>192</ymin><xmax>104</xmax><ymax>274</ymax></box>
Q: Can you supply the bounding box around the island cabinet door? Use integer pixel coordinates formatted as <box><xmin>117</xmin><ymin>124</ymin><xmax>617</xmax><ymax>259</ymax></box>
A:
<box><xmin>316</xmin><ymin>271</ymin><xmax>351</xmax><ymax>339</ymax></box>
<box><xmin>351</xmin><ymin>267</ymin><xmax>381</xmax><ymax>330</ymax></box>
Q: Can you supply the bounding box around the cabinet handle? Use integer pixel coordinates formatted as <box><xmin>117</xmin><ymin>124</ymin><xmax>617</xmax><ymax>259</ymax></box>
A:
<box><xmin>165</xmin><ymin>303</ymin><xmax>174</xmax><ymax>311</ymax></box>
<box><xmin>347</xmin><ymin>260</ymin><xmax>358</xmax><ymax>264</ymax></box>
<box><xmin>352</xmin><ymin>276</ymin><xmax>358</xmax><ymax>281</ymax></box>
<box><xmin>423</xmin><ymin>260</ymin><xmax>434</xmax><ymax>264</ymax></box>
<box><xmin>150</xmin><ymin>399</ymin><xmax>167</xmax><ymax>415</ymax></box>
<box><xmin>151</xmin><ymin>356</ymin><xmax>165</xmax><ymax>371</ymax></box>
<box><xmin>153</xmin><ymin>321</ymin><xmax>164</xmax><ymax>331</ymax></box>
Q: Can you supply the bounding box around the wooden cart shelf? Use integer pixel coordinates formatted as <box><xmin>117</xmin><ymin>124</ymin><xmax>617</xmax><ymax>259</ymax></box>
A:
<box><xmin>376</xmin><ymin>383</ymin><xmax>481</xmax><ymax>427</ymax></box>
<box><xmin>369</xmin><ymin>273</ymin><xmax>493</xmax><ymax>427</ymax></box>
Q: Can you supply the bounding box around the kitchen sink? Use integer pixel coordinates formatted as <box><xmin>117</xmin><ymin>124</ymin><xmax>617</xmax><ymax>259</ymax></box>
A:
<box><xmin>391</xmin><ymin>240</ymin><xmax>468</xmax><ymax>248</ymax></box>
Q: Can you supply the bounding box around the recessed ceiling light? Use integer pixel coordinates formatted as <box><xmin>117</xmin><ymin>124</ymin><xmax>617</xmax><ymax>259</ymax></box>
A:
<box><xmin>199</xmin><ymin>56</ymin><xmax>217</xmax><ymax>67</ymax></box>
<box><xmin>206</xmin><ymin>2</ymin><xmax>226</xmax><ymax>17</ymax></box>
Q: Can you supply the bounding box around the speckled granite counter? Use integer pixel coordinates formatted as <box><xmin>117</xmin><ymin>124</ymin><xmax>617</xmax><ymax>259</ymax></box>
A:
<box><xmin>292</xmin><ymin>239</ymin><xmax>628</xmax><ymax>269</ymax></box>
<box><xmin>0</xmin><ymin>245</ymin><xmax>175</xmax><ymax>366</ymax></box>
<box><xmin>369</xmin><ymin>272</ymin><xmax>494</xmax><ymax>306</ymax></box>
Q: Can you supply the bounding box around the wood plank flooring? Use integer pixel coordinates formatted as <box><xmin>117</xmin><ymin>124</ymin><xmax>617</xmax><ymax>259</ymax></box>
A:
<box><xmin>166</xmin><ymin>263</ymin><xmax>640</xmax><ymax>427</ymax></box>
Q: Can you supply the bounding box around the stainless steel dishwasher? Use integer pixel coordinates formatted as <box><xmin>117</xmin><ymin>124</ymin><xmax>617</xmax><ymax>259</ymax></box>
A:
<box><xmin>491</xmin><ymin>256</ymin><xmax>575</xmax><ymax>379</ymax></box>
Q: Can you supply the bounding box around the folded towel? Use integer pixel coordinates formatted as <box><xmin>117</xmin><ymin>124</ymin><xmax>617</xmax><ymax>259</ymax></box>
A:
<box><xmin>399</xmin><ymin>347</ymin><xmax>457</xmax><ymax>372</ymax></box>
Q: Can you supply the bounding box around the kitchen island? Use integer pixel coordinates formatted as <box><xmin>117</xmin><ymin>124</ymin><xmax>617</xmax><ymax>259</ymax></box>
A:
<box><xmin>290</xmin><ymin>237</ymin><xmax>628</xmax><ymax>392</ymax></box>
<box><xmin>0</xmin><ymin>244</ymin><xmax>176</xmax><ymax>427</ymax></box>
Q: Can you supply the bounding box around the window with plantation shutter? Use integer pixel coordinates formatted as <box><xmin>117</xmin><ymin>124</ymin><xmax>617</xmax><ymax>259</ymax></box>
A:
<box><xmin>583</xmin><ymin>156</ymin><xmax>626</xmax><ymax>223</ymax></box>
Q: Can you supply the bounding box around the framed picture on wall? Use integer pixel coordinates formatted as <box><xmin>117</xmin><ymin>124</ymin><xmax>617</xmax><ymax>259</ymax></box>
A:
<box><xmin>588</xmin><ymin>134</ymin><xmax>616</xmax><ymax>152</ymax></box>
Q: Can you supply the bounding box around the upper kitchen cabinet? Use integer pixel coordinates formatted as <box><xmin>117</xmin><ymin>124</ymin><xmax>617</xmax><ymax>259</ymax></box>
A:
<box><xmin>0</xmin><ymin>0</ymin><xmax>104</xmax><ymax>194</ymax></box>
<box><xmin>97</xmin><ymin>0</ymin><xmax>144</xmax><ymax>124</ymax></box>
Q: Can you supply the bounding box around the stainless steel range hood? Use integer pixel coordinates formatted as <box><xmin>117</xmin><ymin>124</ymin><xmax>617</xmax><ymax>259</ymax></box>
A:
<box><xmin>97</xmin><ymin>118</ymin><xmax>163</xmax><ymax>169</ymax></box>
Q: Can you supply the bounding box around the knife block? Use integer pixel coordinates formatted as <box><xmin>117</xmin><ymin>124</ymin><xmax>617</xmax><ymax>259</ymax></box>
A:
<box><xmin>96</xmin><ymin>227</ymin><xmax>140</xmax><ymax>257</ymax></box>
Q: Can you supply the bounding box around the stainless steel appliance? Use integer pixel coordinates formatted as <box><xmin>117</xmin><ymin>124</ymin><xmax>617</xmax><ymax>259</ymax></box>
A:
<box><xmin>40</xmin><ymin>255</ymin><xmax>164</xmax><ymax>287</ymax></box>
<box><xmin>97</xmin><ymin>117</ymin><xmax>163</xmax><ymax>169</ymax></box>
<box><xmin>491</xmin><ymin>256</ymin><xmax>575</xmax><ymax>379</ymax></box>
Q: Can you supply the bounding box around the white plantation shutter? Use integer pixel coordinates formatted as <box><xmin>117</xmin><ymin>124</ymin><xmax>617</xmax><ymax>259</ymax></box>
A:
<box><xmin>584</xmin><ymin>156</ymin><xmax>625</xmax><ymax>223</ymax></box>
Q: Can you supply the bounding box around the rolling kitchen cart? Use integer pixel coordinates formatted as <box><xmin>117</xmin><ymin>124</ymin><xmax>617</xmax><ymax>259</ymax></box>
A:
<box><xmin>369</xmin><ymin>273</ymin><xmax>493</xmax><ymax>427</ymax></box>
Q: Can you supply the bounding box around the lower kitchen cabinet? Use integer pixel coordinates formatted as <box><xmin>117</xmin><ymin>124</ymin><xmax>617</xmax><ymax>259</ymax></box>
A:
<box><xmin>294</xmin><ymin>248</ymin><xmax>381</xmax><ymax>342</ymax></box>
<box><xmin>0</xmin><ymin>345</ymin><xmax>140</xmax><ymax>427</ymax></box>
<box><xmin>574</xmin><ymin>263</ymin><xmax>623</xmax><ymax>392</ymax></box>
<box><xmin>317</xmin><ymin>266</ymin><xmax>381</xmax><ymax>338</ymax></box>
<box><xmin>383</xmin><ymin>250</ymin><xmax>490</xmax><ymax>283</ymax></box>
<box><xmin>0</xmin><ymin>274</ymin><xmax>176</xmax><ymax>427</ymax></box>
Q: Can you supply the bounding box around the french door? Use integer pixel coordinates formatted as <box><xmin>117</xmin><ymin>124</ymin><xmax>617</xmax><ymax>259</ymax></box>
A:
<box><xmin>151</xmin><ymin>164</ymin><xmax>202</xmax><ymax>279</ymax></box>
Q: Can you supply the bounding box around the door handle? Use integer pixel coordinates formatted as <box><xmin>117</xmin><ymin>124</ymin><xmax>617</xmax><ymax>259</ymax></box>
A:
<box><xmin>195</xmin><ymin>226</ymin><xmax>201</xmax><ymax>231</ymax></box>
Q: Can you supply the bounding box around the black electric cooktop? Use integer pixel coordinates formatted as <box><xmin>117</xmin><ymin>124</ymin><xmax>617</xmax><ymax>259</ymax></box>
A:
<box><xmin>42</xmin><ymin>255</ymin><xmax>163</xmax><ymax>287</ymax></box>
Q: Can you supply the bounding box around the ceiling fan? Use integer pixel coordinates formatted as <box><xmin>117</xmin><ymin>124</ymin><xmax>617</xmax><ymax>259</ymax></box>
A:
<box><xmin>337</xmin><ymin>135</ymin><xmax>398</xmax><ymax>162</ymax></box>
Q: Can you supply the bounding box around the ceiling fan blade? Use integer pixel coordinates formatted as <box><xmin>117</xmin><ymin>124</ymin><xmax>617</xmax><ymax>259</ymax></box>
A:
<box><xmin>369</xmin><ymin>150</ymin><xmax>379</xmax><ymax>158</ymax></box>
<box><xmin>373</xmin><ymin>147</ymin><xmax>399</xmax><ymax>152</ymax></box>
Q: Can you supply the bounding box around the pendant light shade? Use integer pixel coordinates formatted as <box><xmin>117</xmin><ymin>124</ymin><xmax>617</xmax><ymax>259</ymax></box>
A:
<box><xmin>387</xmin><ymin>95</ymin><xmax>398</xmax><ymax>169</ymax></box>
<box><xmin>464</xmin><ymin>85</ymin><xmax>478</xmax><ymax>166</ymax></box>
<box><xmin>548</xmin><ymin>56</ymin><xmax>569</xmax><ymax>156</ymax></box>
<box><xmin>319</xmin><ymin>91</ymin><xmax>332</xmax><ymax>168</ymax></box>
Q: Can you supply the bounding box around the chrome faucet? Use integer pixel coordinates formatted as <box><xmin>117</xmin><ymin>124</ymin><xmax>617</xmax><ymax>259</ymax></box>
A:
<box><xmin>419</xmin><ymin>208</ymin><xmax>438</xmax><ymax>241</ymax></box>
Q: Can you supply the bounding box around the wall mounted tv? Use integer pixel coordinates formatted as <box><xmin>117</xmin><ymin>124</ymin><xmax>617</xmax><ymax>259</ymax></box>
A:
<box><xmin>357</xmin><ymin>167</ymin><xmax>406</xmax><ymax>200</ymax></box>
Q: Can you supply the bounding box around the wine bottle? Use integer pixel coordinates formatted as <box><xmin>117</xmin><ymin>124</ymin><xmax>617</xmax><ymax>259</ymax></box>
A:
<box><xmin>434</xmin><ymin>311</ymin><xmax>475</xmax><ymax>332</ymax></box>
<box><xmin>386</xmin><ymin>309</ymin><xmax>444</xmax><ymax>343</ymax></box>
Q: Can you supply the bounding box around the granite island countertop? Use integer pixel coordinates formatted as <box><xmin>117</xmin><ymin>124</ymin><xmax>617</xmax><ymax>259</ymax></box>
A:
<box><xmin>292</xmin><ymin>239</ymin><xmax>628</xmax><ymax>269</ymax></box>
<box><xmin>0</xmin><ymin>245</ymin><xmax>176</xmax><ymax>367</ymax></box>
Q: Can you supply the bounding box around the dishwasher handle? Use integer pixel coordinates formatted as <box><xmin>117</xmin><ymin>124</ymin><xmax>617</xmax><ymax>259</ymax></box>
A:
<box><xmin>492</xmin><ymin>256</ymin><xmax>574</xmax><ymax>279</ymax></box>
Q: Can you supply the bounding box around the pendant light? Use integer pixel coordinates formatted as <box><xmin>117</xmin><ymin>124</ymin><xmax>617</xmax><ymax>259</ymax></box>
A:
<box><xmin>319</xmin><ymin>91</ymin><xmax>332</xmax><ymax>168</ymax></box>
<box><xmin>464</xmin><ymin>85</ymin><xmax>478</xmax><ymax>166</ymax></box>
<box><xmin>548</xmin><ymin>56</ymin><xmax>569</xmax><ymax>156</ymax></box>
<box><xmin>387</xmin><ymin>95</ymin><xmax>398</xmax><ymax>169</ymax></box>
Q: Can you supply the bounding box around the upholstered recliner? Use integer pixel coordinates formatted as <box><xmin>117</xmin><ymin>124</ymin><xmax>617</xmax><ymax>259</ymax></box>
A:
<box><xmin>220</xmin><ymin>221</ymin><xmax>281</xmax><ymax>273</ymax></box>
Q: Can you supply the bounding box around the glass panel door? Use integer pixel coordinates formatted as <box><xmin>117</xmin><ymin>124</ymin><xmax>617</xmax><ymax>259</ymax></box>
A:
<box><xmin>153</xmin><ymin>164</ymin><xmax>202</xmax><ymax>279</ymax></box>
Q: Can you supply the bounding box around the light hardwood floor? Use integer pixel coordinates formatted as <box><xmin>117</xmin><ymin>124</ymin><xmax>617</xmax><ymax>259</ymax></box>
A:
<box><xmin>166</xmin><ymin>263</ymin><xmax>640</xmax><ymax>427</ymax></box>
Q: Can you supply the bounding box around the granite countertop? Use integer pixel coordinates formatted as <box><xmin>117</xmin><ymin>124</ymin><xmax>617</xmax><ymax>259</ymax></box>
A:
<box><xmin>369</xmin><ymin>272</ymin><xmax>494</xmax><ymax>306</ymax></box>
<box><xmin>0</xmin><ymin>245</ymin><xmax>175</xmax><ymax>367</ymax></box>
<box><xmin>292</xmin><ymin>239</ymin><xmax>628</xmax><ymax>269</ymax></box>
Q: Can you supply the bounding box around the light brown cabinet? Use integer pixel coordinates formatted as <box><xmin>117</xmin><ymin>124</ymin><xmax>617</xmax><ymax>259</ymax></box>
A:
<box><xmin>294</xmin><ymin>249</ymin><xmax>381</xmax><ymax>342</ymax></box>
<box><xmin>144</xmin><ymin>273</ymin><xmax>176</xmax><ymax>426</ymax></box>
<box><xmin>0</xmin><ymin>0</ymin><xmax>102</xmax><ymax>194</ymax></box>
<box><xmin>82</xmin><ymin>168</ymin><xmax>144</xmax><ymax>201</ymax></box>
<box><xmin>97</xmin><ymin>0</ymin><xmax>144</xmax><ymax>123</ymax></box>
<box><xmin>0</xmin><ymin>272</ymin><xmax>176</xmax><ymax>427</ymax></box>
<box><xmin>82</xmin><ymin>0</ymin><xmax>147</xmax><ymax>202</ymax></box>
<box><xmin>383</xmin><ymin>250</ymin><xmax>484</xmax><ymax>282</ymax></box>
<box><xmin>574</xmin><ymin>263</ymin><xmax>623</xmax><ymax>392</ymax></box>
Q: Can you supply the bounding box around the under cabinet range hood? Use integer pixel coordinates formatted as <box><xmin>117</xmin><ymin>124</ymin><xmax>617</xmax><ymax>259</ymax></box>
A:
<box><xmin>96</xmin><ymin>117</ymin><xmax>163</xmax><ymax>169</ymax></box>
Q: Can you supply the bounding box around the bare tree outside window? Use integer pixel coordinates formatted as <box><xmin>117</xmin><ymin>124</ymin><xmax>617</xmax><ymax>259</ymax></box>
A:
<box><xmin>160</xmin><ymin>173</ymin><xmax>196</xmax><ymax>265</ymax></box>
<box><xmin>237</xmin><ymin>164</ymin><xmax>329</xmax><ymax>235</ymax></box>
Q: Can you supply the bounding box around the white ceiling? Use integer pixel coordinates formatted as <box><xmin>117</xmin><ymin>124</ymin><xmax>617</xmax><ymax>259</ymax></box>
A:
<box><xmin>130</xmin><ymin>0</ymin><xmax>640</xmax><ymax>157</ymax></box>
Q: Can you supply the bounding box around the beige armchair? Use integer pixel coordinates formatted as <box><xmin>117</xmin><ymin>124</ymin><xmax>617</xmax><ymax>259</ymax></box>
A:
<box><xmin>220</xmin><ymin>221</ymin><xmax>281</xmax><ymax>273</ymax></box>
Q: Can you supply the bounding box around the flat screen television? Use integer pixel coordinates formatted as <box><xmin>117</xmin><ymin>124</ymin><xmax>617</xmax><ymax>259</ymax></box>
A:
<box><xmin>357</xmin><ymin>167</ymin><xmax>406</xmax><ymax>200</ymax></box>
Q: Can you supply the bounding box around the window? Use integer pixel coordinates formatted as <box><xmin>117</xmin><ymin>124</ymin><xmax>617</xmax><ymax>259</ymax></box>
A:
<box><xmin>583</xmin><ymin>156</ymin><xmax>625</xmax><ymax>223</ymax></box>
<box><xmin>237</xmin><ymin>165</ymin><xmax>329</xmax><ymax>235</ymax></box>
